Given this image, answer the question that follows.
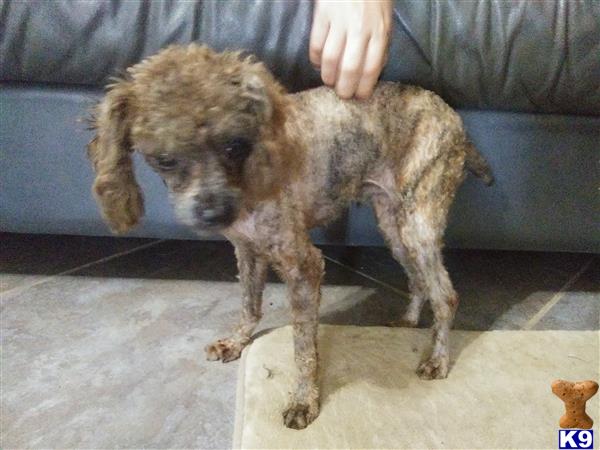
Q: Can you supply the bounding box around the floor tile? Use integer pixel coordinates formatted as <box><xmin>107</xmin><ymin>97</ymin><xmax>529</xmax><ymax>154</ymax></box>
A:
<box><xmin>323</xmin><ymin>246</ymin><xmax>594</xmax><ymax>330</ymax></box>
<box><xmin>71</xmin><ymin>239</ymin><xmax>239</xmax><ymax>281</ymax></box>
<box><xmin>2</xmin><ymin>275</ymin><xmax>240</xmax><ymax>449</ymax></box>
<box><xmin>445</xmin><ymin>250</ymin><xmax>593</xmax><ymax>330</ymax></box>
<box><xmin>30</xmin><ymin>237</ymin><xmax>412</xmax><ymax>329</ymax></box>
<box><xmin>0</xmin><ymin>233</ymin><xmax>156</xmax><ymax>292</ymax></box>
<box><xmin>1</xmin><ymin>271</ymin><xmax>378</xmax><ymax>449</ymax></box>
<box><xmin>534</xmin><ymin>258</ymin><xmax>599</xmax><ymax>330</ymax></box>
<box><xmin>1</xmin><ymin>233</ymin><xmax>598</xmax><ymax>449</ymax></box>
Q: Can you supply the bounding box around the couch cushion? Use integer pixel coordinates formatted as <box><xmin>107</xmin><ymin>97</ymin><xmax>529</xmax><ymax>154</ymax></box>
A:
<box><xmin>2</xmin><ymin>84</ymin><xmax>599</xmax><ymax>253</ymax></box>
<box><xmin>1</xmin><ymin>0</ymin><xmax>599</xmax><ymax>115</ymax></box>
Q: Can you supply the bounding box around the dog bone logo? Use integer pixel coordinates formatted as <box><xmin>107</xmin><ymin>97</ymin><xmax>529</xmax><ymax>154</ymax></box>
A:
<box><xmin>552</xmin><ymin>379</ymin><xmax>599</xmax><ymax>429</ymax></box>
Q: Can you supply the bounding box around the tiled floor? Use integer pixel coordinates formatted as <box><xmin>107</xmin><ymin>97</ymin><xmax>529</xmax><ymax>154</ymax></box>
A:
<box><xmin>1</xmin><ymin>233</ymin><xmax>598</xmax><ymax>448</ymax></box>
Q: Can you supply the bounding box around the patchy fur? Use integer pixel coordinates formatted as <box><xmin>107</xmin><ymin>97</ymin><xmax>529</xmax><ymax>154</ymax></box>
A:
<box><xmin>88</xmin><ymin>44</ymin><xmax>492</xmax><ymax>429</ymax></box>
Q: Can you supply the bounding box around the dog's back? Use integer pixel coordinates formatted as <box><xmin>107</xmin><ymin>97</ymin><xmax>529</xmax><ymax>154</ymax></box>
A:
<box><xmin>286</xmin><ymin>82</ymin><xmax>491</xmax><ymax>227</ymax></box>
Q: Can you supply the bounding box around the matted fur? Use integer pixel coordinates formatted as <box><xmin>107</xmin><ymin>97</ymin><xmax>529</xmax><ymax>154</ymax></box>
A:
<box><xmin>88</xmin><ymin>44</ymin><xmax>492</xmax><ymax>429</ymax></box>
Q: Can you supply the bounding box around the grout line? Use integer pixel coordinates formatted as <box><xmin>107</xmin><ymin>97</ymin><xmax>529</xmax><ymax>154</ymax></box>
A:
<box><xmin>1</xmin><ymin>239</ymin><xmax>166</xmax><ymax>300</ymax></box>
<box><xmin>522</xmin><ymin>257</ymin><xmax>595</xmax><ymax>331</ymax></box>
<box><xmin>323</xmin><ymin>255</ymin><xmax>411</xmax><ymax>300</ymax></box>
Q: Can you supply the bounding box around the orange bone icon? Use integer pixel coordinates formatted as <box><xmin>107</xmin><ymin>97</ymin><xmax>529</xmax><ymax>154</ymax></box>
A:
<box><xmin>551</xmin><ymin>379</ymin><xmax>599</xmax><ymax>429</ymax></box>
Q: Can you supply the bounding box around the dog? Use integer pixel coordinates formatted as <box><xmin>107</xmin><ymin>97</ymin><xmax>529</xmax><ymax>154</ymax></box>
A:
<box><xmin>87</xmin><ymin>44</ymin><xmax>493</xmax><ymax>429</ymax></box>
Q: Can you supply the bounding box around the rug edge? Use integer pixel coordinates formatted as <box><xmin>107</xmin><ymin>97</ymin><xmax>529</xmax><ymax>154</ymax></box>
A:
<box><xmin>232</xmin><ymin>344</ymin><xmax>251</xmax><ymax>450</ymax></box>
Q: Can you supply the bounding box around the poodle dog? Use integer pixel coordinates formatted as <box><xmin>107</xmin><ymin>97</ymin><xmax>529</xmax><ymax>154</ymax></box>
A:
<box><xmin>88</xmin><ymin>44</ymin><xmax>492</xmax><ymax>429</ymax></box>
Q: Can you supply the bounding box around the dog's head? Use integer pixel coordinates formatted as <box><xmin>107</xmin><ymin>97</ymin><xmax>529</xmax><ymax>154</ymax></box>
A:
<box><xmin>88</xmin><ymin>44</ymin><xmax>294</xmax><ymax>234</ymax></box>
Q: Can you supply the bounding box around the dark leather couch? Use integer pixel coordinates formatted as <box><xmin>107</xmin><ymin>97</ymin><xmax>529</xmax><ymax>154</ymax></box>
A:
<box><xmin>1</xmin><ymin>0</ymin><xmax>598</xmax><ymax>252</ymax></box>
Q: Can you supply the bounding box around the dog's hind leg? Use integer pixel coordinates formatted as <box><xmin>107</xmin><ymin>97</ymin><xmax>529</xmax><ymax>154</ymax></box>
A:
<box><xmin>372</xmin><ymin>150</ymin><xmax>465</xmax><ymax>379</ymax></box>
<box><xmin>205</xmin><ymin>241</ymin><xmax>267</xmax><ymax>362</ymax></box>
<box><xmin>400</xmin><ymin>209</ymin><xmax>458</xmax><ymax>380</ymax></box>
<box><xmin>371</xmin><ymin>193</ymin><xmax>427</xmax><ymax>327</ymax></box>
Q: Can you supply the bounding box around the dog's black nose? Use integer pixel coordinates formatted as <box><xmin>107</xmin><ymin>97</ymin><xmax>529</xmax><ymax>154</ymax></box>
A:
<box><xmin>195</xmin><ymin>200</ymin><xmax>235</xmax><ymax>228</ymax></box>
<box><xmin>199</xmin><ymin>207</ymin><xmax>221</xmax><ymax>224</ymax></box>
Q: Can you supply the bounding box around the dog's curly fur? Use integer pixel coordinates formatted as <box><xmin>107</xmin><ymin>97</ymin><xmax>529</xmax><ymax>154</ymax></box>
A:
<box><xmin>88</xmin><ymin>44</ymin><xmax>492</xmax><ymax>429</ymax></box>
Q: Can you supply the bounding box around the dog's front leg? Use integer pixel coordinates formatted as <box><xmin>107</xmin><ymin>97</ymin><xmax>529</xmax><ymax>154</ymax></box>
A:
<box><xmin>272</xmin><ymin>240</ymin><xmax>324</xmax><ymax>429</ymax></box>
<box><xmin>205</xmin><ymin>241</ymin><xmax>267</xmax><ymax>362</ymax></box>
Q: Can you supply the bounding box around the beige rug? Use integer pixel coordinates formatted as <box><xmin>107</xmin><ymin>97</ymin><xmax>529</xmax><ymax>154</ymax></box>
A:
<box><xmin>233</xmin><ymin>326</ymin><xmax>599</xmax><ymax>449</ymax></box>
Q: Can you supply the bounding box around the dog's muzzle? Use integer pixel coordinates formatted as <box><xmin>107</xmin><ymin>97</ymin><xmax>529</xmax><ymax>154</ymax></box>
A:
<box><xmin>194</xmin><ymin>201</ymin><xmax>236</xmax><ymax>229</ymax></box>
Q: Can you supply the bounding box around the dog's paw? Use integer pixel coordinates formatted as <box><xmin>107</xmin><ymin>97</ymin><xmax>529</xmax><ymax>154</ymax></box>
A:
<box><xmin>387</xmin><ymin>312</ymin><xmax>419</xmax><ymax>328</ymax></box>
<box><xmin>416</xmin><ymin>355</ymin><xmax>449</xmax><ymax>380</ymax></box>
<box><xmin>205</xmin><ymin>338</ymin><xmax>246</xmax><ymax>363</ymax></box>
<box><xmin>282</xmin><ymin>401</ymin><xmax>319</xmax><ymax>430</ymax></box>
<box><xmin>386</xmin><ymin>318</ymin><xmax>418</xmax><ymax>328</ymax></box>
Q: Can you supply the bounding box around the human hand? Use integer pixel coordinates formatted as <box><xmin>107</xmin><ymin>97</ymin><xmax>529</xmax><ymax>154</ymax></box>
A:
<box><xmin>310</xmin><ymin>0</ymin><xmax>392</xmax><ymax>100</ymax></box>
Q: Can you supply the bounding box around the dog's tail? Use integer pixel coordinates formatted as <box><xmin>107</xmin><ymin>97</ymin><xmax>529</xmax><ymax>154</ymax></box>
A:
<box><xmin>464</xmin><ymin>141</ymin><xmax>494</xmax><ymax>186</ymax></box>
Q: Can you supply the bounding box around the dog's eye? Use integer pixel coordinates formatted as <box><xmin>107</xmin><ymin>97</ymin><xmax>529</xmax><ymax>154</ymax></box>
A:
<box><xmin>224</xmin><ymin>138</ymin><xmax>252</xmax><ymax>162</ymax></box>
<box><xmin>155</xmin><ymin>156</ymin><xmax>179</xmax><ymax>170</ymax></box>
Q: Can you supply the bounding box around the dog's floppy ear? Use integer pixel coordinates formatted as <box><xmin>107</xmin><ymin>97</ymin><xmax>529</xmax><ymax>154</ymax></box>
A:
<box><xmin>238</xmin><ymin>66</ymin><xmax>298</xmax><ymax>205</ymax></box>
<box><xmin>87</xmin><ymin>81</ymin><xmax>143</xmax><ymax>234</ymax></box>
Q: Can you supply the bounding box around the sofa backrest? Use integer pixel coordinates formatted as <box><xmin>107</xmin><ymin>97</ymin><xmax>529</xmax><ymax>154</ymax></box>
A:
<box><xmin>1</xmin><ymin>0</ymin><xmax>599</xmax><ymax>115</ymax></box>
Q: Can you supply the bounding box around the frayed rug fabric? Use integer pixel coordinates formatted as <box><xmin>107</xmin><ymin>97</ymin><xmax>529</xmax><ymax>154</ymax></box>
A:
<box><xmin>233</xmin><ymin>326</ymin><xmax>599</xmax><ymax>449</ymax></box>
